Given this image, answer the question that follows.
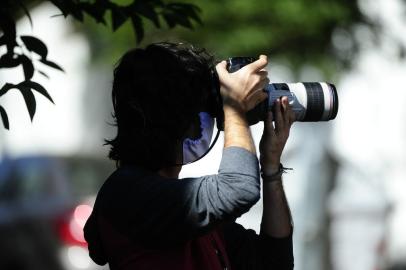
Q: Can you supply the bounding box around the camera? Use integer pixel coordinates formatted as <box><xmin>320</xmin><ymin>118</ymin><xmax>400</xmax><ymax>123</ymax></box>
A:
<box><xmin>222</xmin><ymin>57</ymin><xmax>339</xmax><ymax>127</ymax></box>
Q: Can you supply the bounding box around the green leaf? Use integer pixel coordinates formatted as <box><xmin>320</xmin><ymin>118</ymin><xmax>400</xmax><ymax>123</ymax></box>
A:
<box><xmin>0</xmin><ymin>12</ymin><xmax>17</xmax><ymax>40</ymax></box>
<box><xmin>0</xmin><ymin>12</ymin><xmax>18</xmax><ymax>52</ymax></box>
<box><xmin>21</xmin><ymin>36</ymin><xmax>48</xmax><ymax>59</ymax></box>
<box><xmin>69</xmin><ymin>8</ymin><xmax>84</xmax><ymax>22</ymax></box>
<box><xmin>168</xmin><ymin>3</ymin><xmax>202</xmax><ymax>21</ymax></box>
<box><xmin>131</xmin><ymin>15</ymin><xmax>144</xmax><ymax>44</ymax></box>
<box><xmin>48</xmin><ymin>0</ymin><xmax>69</xmax><ymax>17</ymax></box>
<box><xmin>133</xmin><ymin>2</ymin><xmax>160</xmax><ymax>28</ymax></box>
<box><xmin>38</xmin><ymin>70</ymin><xmax>49</xmax><ymax>79</ymax></box>
<box><xmin>0</xmin><ymin>83</ymin><xmax>15</xmax><ymax>97</ymax></box>
<box><xmin>111</xmin><ymin>6</ymin><xmax>128</xmax><ymax>31</ymax></box>
<box><xmin>81</xmin><ymin>2</ymin><xmax>107</xmax><ymax>24</ymax></box>
<box><xmin>17</xmin><ymin>85</ymin><xmax>36</xmax><ymax>121</ymax></box>
<box><xmin>162</xmin><ymin>13</ymin><xmax>176</xmax><ymax>28</ymax></box>
<box><xmin>19</xmin><ymin>81</ymin><xmax>54</xmax><ymax>104</ymax></box>
<box><xmin>49</xmin><ymin>0</ymin><xmax>84</xmax><ymax>21</ymax></box>
<box><xmin>0</xmin><ymin>106</ymin><xmax>9</xmax><ymax>130</ymax></box>
<box><xmin>184</xmin><ymin>5</ymin><xmax>202</xmax><ymax>25</ymax></box>
<box><xmin>19</xmin><ymin>55</ymin><xmax>34</xmax><ymax>80</ymax></box>
<box><xmin>40</xmin><ymin>59</ymin><xmax>64</xmax><ymax>72</ymax></box>
<box><xmin>173</xmin><ymin>14</ymin><xmax>193</xmax><ymax>29</ymax></box>
<box><xmin>164</xmin><ymin>3</ymin><xmax>202</xmax><ymax>29</ymax></box>
<box><xmin>18</xmin><ymin>0</ymin><xmax>33</xmax><ymax>28</ymax></box>
<box><xmin>0</xmin><ymin>54</ymin><xmax>20</xmax><ymax>68</ymax></box>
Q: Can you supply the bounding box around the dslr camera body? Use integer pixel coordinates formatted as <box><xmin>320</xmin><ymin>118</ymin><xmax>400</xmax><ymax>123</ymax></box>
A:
<box><xmin>210</xmin><ymin>57</ymin><xmax>339</xmax><ymax>130</ymax></box>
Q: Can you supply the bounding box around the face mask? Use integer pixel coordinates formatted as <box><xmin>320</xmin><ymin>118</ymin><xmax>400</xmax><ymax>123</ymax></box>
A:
<box><xmin>182</xmin><ymin>112</ymin><xmax>215</xmax><ymax>164</ymax></box>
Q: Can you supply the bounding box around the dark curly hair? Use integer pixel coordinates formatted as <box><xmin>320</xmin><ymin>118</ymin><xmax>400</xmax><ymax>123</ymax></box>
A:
<box><xmin>105</xmin><ymin>42</ymin><xmax>216</xmax><ymax>171</ymax></box>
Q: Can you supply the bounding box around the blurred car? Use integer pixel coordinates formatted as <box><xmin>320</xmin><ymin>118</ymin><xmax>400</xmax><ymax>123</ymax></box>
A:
<box><xmin>0</xmin><ymin>155</ymin><xmax>114</xmax><ymax>270</ymax></box>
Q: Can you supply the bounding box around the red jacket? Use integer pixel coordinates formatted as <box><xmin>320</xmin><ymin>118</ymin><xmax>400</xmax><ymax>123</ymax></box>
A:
<box><xmin>98</xmin><ymin>214</ymin><xmax>231</xmax><ymax>270</ymax></box>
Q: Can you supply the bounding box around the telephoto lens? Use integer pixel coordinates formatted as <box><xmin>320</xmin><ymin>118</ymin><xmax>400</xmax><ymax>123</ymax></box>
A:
<box><xmin>226</xmin><ymin>57</ymin><xmax>339</xmax><ymax>125</ymax></box>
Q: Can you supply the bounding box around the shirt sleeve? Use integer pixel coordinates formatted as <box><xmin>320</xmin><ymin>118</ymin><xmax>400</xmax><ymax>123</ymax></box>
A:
<box><xmin>222</xmin><ymin>222</ymin><xmax>294</xmax><ymax>270</ymax></box>
<box><xmin>92</xmin><ymin>146</ymin><xmax>261</xmax><ymax>246</ymax></box>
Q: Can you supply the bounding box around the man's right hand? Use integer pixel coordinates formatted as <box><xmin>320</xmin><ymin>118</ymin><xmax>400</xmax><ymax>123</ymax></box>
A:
<box><xmin>215</xmin><ymin>55</ymin><xmax>269</xmax><ymax>112</ymax></box>
<box><xmin>217</xmin><ymin>55</ymin><xmax>270</xmax><ymax>154</ymax></box>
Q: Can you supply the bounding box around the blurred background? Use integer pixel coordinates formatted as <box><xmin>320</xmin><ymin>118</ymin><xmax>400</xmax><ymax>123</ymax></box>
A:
<box><xmin>1</xmin><ymin>0</ymin><xmax>406</xmax><ymax>269</ymax></box>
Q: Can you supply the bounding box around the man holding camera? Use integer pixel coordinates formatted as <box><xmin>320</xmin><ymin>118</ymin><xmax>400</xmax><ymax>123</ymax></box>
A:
<box><xmin>84</xmin><ymin>42</ymin><xmax>294</xmax><ymax>270</ymax></box>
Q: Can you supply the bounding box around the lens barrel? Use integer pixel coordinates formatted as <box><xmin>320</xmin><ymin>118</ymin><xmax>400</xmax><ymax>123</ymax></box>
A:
<box><xmin>268</xmin><ymin>82</ymin><xmax>338</xmax><ymax>122</ymax></box>
<box><xmin>225</xmin><ymin>57</ymin><xmax>339</xmax><ymax>124</ymax></box>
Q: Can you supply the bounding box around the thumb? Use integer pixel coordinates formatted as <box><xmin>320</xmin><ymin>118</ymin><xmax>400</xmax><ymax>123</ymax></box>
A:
<box><xmin>246</xmin><ymin>55</ymin><xmax>268</xmax><ymax>72</ymax></box>
<box><xmin>215</xmin><ymin>60</ymin><xmax>229</xmax><ymax>78</ymax></box>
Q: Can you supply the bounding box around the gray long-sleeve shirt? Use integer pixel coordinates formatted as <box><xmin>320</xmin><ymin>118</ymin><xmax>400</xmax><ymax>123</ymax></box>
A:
<box><xmin>84</xmin><ymin>146</ymin><xmax>293</xmax><ymax>269</ymax></box>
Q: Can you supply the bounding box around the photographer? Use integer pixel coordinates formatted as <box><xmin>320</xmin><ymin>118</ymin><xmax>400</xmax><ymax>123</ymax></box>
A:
<box><xmin>84</xmin><ymin>42</ymin><xmax>294</xmax><ymax>270</ymax></box>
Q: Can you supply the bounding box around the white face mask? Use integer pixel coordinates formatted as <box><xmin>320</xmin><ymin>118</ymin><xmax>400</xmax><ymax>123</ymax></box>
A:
<box><xmin>182</xmin><ymin>112</ymin><xmax>215</xmax><ymax>164</ymax></box>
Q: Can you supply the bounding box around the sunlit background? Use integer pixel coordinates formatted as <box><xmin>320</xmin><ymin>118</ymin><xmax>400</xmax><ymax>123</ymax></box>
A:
<box><xmin>1</xmin><ymin>0</ymin><xmax>406</xmax><ymax>269</ymax></box>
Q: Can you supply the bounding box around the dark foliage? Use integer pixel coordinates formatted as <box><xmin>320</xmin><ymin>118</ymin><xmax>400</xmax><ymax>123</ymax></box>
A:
<box><xmin>0</xmin><ymin>0</ymin><xmax>202</xmax><ymax>129</ymax></box>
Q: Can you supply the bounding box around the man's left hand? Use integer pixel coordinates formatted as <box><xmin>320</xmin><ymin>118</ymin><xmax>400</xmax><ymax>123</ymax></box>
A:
<box><xmin>259</xmin><ymin>96</ymin><xmax>295</xmax><ymax>174</ymax></box>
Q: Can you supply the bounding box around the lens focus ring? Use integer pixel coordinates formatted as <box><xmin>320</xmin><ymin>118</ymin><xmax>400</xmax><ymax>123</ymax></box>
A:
<box><xmin>303</xmin><ymin>82</ymin><xmax>324</xmax><ymax>121</ymax></box>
